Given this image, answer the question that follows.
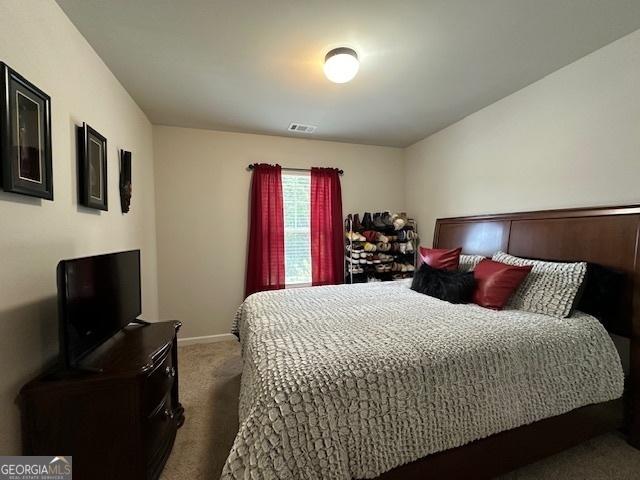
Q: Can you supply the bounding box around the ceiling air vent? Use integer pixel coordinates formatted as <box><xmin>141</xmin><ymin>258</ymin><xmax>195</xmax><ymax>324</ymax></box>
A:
<box><xmin>288</xmin><ymin>123</ymin><xmax>317</xmax><ymax>134</ymax></box>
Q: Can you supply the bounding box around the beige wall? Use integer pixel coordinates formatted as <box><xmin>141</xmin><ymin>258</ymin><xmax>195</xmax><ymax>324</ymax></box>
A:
<box><xmin>154</xmin><ymin>126</ymin><xmax>404</xmax><ymax>338</ymax></box>
<box><xmin>405</xmin><ymin>29</ymin><xmax>640</xmax><ymax>245</ymax></box>
<box><xmin>0</xmin><ymin>1</ymin><xmax>159</xmax><ymax>453</ymax></box>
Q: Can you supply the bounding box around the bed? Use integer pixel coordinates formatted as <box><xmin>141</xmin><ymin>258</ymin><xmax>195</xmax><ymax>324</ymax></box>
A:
<box><xmin>222</xmin><ymin>204</ymin><xmax>640</xmax><ymax>480</ymax></box>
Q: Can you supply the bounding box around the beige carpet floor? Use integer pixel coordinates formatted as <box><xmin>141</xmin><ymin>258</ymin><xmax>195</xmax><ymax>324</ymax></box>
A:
<box><xmin>161</xmin><ymin>341</ymin><xmax>640</xmax><ymax>480</ymax></box>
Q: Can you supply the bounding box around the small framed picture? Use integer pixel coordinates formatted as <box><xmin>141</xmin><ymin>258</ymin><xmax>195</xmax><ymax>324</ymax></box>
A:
<box><xmin>119</xmin><ymin>150</ymin><xmax>132</xmax><ymax>213</ymax></box>
<box><xmin>0</xmin><ymin>63</ymin><xmax>53</xmax><ymax>200</ymax></box>
<box><xmin>78</xmin><ymin>123</ymin><xmax>108</xmax><ymax>210</ymax></box>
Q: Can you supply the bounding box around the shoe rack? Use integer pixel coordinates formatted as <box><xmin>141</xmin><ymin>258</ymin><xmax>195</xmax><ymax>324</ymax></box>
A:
<box><xmin>344</xmin><ymin>212</ymin><xmax>418</xmax><ymax>284</ymax></box>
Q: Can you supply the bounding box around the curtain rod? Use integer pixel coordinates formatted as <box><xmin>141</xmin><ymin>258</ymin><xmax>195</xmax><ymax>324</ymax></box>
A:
<box><xmin>247</xmin><ymin>164</ymin><xmax>344</xmax><ymax>175</ymax></box>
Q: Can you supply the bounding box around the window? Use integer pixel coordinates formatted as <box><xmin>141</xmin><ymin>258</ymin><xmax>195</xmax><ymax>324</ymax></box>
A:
<box><xmin>282</xmin><ymin>173</ymin><xmax>311</xmax><ymax>285</ymax></box>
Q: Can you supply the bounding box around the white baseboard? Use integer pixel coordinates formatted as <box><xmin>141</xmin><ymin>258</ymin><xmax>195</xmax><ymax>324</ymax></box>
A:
<box><xmin>177</xmin><ymin>333</ymin><xmax>236</xmax><ymax>346</ymax></box>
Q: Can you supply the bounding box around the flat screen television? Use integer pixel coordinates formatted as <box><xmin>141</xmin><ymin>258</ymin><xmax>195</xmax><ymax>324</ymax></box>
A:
<box><xmin>57</xmin><ymin>250</ymin><xmax>141</xmax><ymax>367</ymax></box>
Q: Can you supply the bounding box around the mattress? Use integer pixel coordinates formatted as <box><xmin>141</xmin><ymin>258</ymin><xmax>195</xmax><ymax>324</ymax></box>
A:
<box><xmin>222</xmin><ymin>280</ymin><xmax>623</xmax><ymax>480</ymax></box>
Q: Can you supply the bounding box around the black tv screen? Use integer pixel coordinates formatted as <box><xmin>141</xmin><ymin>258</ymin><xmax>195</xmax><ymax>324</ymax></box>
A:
<box><xmin>57</xmin><ymin>250</ymin><xmax>141</xmax><ymax>366</ymax></box>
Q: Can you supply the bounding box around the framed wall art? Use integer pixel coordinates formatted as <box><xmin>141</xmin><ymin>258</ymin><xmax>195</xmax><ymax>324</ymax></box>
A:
<box><xmin>78</xmin><ymin>122</ymin><xmax>108</xmax><ymax>210</ymax></box>
<box><xmin>0</xmin><ymin>63</ymin><xmax>53</xmax><ymax>200</ymax></box>
<box><xmin>119</xmin><ymin>149</ymin><xmax>132</xmax><ymax>213</ymax></box>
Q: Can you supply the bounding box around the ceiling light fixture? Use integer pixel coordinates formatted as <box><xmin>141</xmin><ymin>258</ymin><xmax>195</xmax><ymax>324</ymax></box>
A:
<box><xmin>323</xmin><ymin>47</ymin><xmax>359</xmax><ymax>84</ymax></box>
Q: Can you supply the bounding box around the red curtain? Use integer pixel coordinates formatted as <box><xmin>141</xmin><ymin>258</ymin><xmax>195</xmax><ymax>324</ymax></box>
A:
<box><xmin>311</xmin><ymin>168</ymin><xmax>344</xmax><ymax>286</ymax></box>
<box><xmin>245</xmin><ymin>164</ymin><xmax>285</xmax><ymax>297</ymax></box>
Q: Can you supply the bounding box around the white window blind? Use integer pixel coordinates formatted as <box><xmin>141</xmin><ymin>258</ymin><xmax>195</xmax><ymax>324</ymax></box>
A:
<box><xmin>282</xmin><ymin>173</ymin><xmax>311</xmax><ymax>285</ymax></box>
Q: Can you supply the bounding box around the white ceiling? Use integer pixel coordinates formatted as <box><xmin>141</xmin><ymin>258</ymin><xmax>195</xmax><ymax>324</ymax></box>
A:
<box><xmin>56</xmin><ymin>0</ymin><xmax>640</xmax><ymax>147</ymax></box>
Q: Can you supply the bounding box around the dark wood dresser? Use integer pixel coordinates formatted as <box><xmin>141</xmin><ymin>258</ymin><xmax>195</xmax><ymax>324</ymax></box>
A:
<box><xmin>19</xmin><ymin>320</ymin><xmax>184</xmax><ymax>480</ymax></box>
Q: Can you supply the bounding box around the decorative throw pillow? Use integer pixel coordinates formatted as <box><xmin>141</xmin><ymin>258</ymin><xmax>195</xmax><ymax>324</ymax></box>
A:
<box><xmin>458</xmin><ymin>254</ymin><xmax>486</xmax><ymax>272</ymax></box>
<box><xmin>472</xmin><ymin>259</ymin><xmax>533</xmax><ymax>310</ymax></box>
<box><xmin>411</xmin><ymin>263</ymin><xmax>475</xmax><ymax>304</ymax></box>
<box><xmin>418</xmin><ymin>246</ymin><xmax>462</xmax><ymax>271</ymax></box>
<box><xmin>577</xmin><ymin>263</ymin><xmax>626</xmax><ymax>334</ymax></box>
<box><xmin>492</xmin><ymin>252</ymin><xmax>587</xmax><ymax>318</ymax></box>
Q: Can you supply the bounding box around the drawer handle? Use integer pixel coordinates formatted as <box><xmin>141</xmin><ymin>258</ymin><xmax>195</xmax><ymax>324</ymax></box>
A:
<box><xmin>163</xmin><ymin>408</ymin><xmax>175</xmax><ymax>420</ymax></box>
<box><xmin>164</xmin><ymin>366</ymin><xmax>176</xmax><ymax>378</ymax></box>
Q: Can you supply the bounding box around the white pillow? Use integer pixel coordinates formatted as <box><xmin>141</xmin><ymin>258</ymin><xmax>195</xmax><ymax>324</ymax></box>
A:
<box><xmin>492</xmin><ymin>252</ymin><xmax>586</xmax><ymax>318</ymax></box>
<box><xmin>458</xmin><ymin>254</ymin><xmax>485</xmax><ymax>272</ymax></box>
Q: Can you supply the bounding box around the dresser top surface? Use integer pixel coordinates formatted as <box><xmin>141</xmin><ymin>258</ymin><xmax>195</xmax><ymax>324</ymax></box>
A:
<box><xmin>79</xmin><ymin>320</ymin><xmax>181</xmax><ymax>374</ymax></box>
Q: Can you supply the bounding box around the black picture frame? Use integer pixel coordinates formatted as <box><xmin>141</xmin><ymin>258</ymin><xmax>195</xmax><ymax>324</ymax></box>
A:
<box><xmin>78</xmin><ymin>123</ymin><xmax>108</xmax><ymax>210</ymax></box>
<box><xmin>119</xmin><ymin>150</ymin><xmax>132</xmax><ymax>213</ymax></box>
<box><xmin>0</xmin><ymin>63</ymin><xmax>53</xmax><ymax>200</ymax></box>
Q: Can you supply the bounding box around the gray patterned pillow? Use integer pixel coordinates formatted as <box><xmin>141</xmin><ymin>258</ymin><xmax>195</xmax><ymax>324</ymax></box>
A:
<box><xmin>458</xmin><ymin>254</ymin><xmax>485</xmax><ymax>272</ymax></box>
<box><xmin>491</xmin><ymin>252</ymin><xmax>586</xmax><ymax>318</ymax></box>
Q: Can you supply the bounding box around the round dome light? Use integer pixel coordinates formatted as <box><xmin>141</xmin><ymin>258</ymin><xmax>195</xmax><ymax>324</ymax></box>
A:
<box><xmin>323</xmin><ymin>47</ymin><xmax>359</xmax><ymax>84</ymax></box>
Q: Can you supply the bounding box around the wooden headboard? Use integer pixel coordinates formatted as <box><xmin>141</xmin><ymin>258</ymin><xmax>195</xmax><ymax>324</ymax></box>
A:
<box><xmin>434</xmin><ymin>204</ymin><xmax>640</xmax><ymax>445</ymax></box>
<box><xmin>434</xmin><ymin>204</ymin><xmax>640</xmax><ymax>339</ymax></box>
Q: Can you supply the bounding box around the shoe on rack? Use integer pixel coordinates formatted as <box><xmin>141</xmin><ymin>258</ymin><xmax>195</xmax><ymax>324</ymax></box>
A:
<box><xmin>352</xmin><ymin>214</ymin><xmax>364</xmax><ymax>232</ymax></box>
<box><xmin>346</xmin><ymin>244</ymin><xmax>364</xmax><ymax>252</ymax></box>
<box><xmin>346</xmin><ymin>231</ymin><xmax>366</xmax><ymax>242</ymax></box>
<box><xmin>363</xmin><ymin>230</ymin><xmax>378</xmax><ymax>242</ymax></box>
<box><xmin>376</xmin><ymin>242</ymin><xmax>388</xmax><ymax>252</ymax></box>
<box><xmin>371</xmin><ymin>254</ymin><xmax>381</xmax><ymax>264</ymax></box>
<box><xmin>399</xmin><ymin>243</ymin><xmax>407</xmax><ymax>254</ymax></box>
<box><xmin>392</xmin><ymin>212</ymin><xmax>407</xmax><ymax>231</ymax></box>
<box><xmin>375</xmin><ymin>232</ymin><xmax>389</xmax><ymax>243</ymax></box>
<box><xmin>362</xmin><ymin>212</ymin><xmax>373</xmax><ymax>230</ymax></box>
<box><xmin>373</xmin><ymin>213</ymin><xmax>386</xmax><ymax>229</ymax></box>
<box><xmin>381</xmin><ymin>211</ymin><xmax>393</xmax><ymax>227</ymax></box>
<box><xmin>405</xmin><ymin>241</ymin><xmax>414</xmax><ymax>253</ymax></box>
<box><xmin>406</xmin><ymin>264</ymin><xmax>415</xmax><ymax>272</ymax></box>
<box><xmin>345</xmin><ymin>214</ymin><xmax>353</xmax><ymax>231</ymax></box>
<box><xmin>363</xmin><ymin>242</ymin><xmax>377</xmax><ymax>252</ymax></box>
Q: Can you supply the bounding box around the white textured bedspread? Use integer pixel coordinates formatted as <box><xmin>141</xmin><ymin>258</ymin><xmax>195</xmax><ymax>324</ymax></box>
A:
<box><xmin>221</xmin><ymin>281</ymin><xmax>623</xmax><ymax>480</ymax></box>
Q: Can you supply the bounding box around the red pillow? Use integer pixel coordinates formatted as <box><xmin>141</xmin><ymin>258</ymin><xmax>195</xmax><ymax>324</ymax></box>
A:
<box><xmin>472</xmin><ymin>259</ymin><xmax>533</xmax><ymax>310</ymax></box>
<box><xmin>418</xmin><ymin>247</ymin><xmax>461</xmax><ymax>271</ymax></box>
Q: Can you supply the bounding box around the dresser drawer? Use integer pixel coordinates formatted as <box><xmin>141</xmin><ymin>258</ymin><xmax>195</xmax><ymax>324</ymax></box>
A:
<box><xmin>144</xmin><ymin>392</ymin><xmax>176</xmax><ymax>468</ymax></box>
<box><xmin>144</xmin><ymin>348</ymin><xmax>175</xmax><ymax>415</ymax></box>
